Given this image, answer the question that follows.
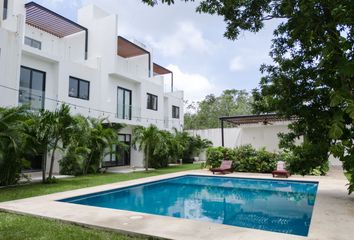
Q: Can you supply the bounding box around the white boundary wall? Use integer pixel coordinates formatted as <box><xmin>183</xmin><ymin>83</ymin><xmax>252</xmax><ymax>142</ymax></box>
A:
<box><xmin>187</xmin><ymin>121</ymin><xmax>342</xmax><ymax>166</ymax></box>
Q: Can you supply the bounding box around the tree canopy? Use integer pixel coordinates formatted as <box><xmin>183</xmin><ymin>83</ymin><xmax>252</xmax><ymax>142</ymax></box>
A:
<box><xmin>184</xmin><ymin>89</ymin><xmax>253</xmax><ymax>130</ymax></box>
<box><xmin>143</xmin><ymin>0</ymin><xmax>354</xmax><ymax>193</ymax></box>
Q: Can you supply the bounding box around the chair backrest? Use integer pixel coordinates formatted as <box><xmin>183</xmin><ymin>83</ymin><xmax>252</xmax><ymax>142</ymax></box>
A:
<box><xmin>220</xmin><ymin>160</ymin><xmax>232</xmax><ymax>169</ymax></box>
<box><xmin>277</xmin><ymin>161</ymin><xmax>286</xmax><ymax>171</ymax></box>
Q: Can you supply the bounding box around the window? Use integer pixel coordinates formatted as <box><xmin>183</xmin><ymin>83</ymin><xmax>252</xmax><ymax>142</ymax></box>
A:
<box><xmin>172</xmin><ymin>105</ymin><xmax>180</xmax><ymax>119</ymax></box>
<box><xmin>147</xmin><ymin>93</ymin><xmax>158</xmax><ymax>111</ymax></box>
<box><xmin>68</xmin><ymin>77</ymin><xmax>90</xmax><ymax>100</ymax></box>
<box><xmin>24</xmin><ymin>37</ymin><xmax>42</xmax><ymax>50</ymax></box>
<box><xmin>117</xmin><ymin>87</ymin><xmax>132</xmax><ymax>120</ymax></box>
<box><xmin>19</xmin><ymin>66</ymin><xmax>46</xmax><ymax>110</ymax></box>
<box><xmin>3</xmin><ymin>0</ymin><xmax>8</xmax><ymax>20</ymax></box>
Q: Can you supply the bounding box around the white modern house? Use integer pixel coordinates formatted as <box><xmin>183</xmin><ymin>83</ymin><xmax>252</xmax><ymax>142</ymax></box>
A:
<box><xmin>0</xmin><ymin>1</ymin><xmax>184</xmax><ymax>172</ymax></box>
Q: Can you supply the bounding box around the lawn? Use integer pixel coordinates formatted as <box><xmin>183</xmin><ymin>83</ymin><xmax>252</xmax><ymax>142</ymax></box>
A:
<box><xmin>0</xmin><ymin>163</ymin><xmax>201</xmax><ymax>240</ymax></box>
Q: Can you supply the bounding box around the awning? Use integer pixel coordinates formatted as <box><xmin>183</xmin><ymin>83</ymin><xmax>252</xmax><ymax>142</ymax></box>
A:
<box><xmin>25</xmin><ymin>2</ymin><xmax>88</xmax><ymax>59</ymax></box>
<box><xmin>117</xmin><ymin>36</ymin><xmax>149</xmax><ymax>58</ymax></box>
<box><xmin>153</xmin><ymin>63</ymin><xmax>172</xmax><ymax>75</ymax></box>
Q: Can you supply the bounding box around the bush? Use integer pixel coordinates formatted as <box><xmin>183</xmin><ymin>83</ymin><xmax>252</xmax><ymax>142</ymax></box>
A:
<box><xmin>206</xmin><ymin>145</ymin><xmax>278</xmax><ymax>173</ymax></box>
<box><xmin>206</xmin><ymin>147</ymin><xmax>225</xmax><ymax>168</ymax></box>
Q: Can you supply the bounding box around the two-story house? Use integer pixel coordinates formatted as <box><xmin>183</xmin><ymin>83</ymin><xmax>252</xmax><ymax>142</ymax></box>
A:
<box><xmin>0</xmin><ymin>0</ymin><xmax>184</xmax><ymax>173</ymax></box>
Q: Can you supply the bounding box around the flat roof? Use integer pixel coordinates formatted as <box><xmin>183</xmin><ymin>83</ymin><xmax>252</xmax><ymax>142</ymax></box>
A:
<box><xmin>220</xmin><ymin>114</ymin><xmax>294</xmax><ymax>126</ymax></box>
<box><xmin>25</xmin><ymin>2</ymin><xmax>87</xmax><ymax>38</ymax></box>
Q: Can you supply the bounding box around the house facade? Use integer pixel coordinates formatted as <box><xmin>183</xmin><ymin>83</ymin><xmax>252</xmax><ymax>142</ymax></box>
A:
<box><xmin>0</xmin><ymin>1</ymin><xmax>184</xmax><ymax>172</ymax></box>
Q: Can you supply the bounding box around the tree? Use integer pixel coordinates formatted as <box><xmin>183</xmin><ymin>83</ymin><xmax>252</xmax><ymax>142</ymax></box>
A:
<box><xmin>24</xmin><ymin>109</ymin><xmax>55</xmax><ymax>182</ymax></box>
<box><xmin>0</xmin><ymin>107</ymin><xmax>28</xmax><ymax>185</ymax></box>
<box><xmin>132</xmin><ymin>125</ymin><xmax>164</xmax><ymax>171</ymax></box>
<box><xmin>143</xmin><ymin>0</ymin><xmax>354</xmax><ymax>193</ymax></box>
<box><xmin>83</xmin><ymin>118</ymin><xmax>122</xmax><ymax>174</ymax></box>
<box><xmin>184</xmin><ymin>89</ymin><xmax>253</xmax><ymax>129</ymax></box>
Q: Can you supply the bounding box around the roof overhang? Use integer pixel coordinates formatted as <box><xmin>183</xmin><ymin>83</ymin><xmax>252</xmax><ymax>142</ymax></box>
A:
<box><xmin>153</xmin><ymin>63</ymin><xmax>172</xmax><ymax>75</ymax></box>
<box><xmin>117</xmin><ymin>36</ymin><xmax>149</xmax><ymax>58</ymax></box>
<box><xmin>220</xmin><ymin>114</ymin><xmax>293</xmax><ymax>126</ymax></box>
<box><xmin>25</xmin><ymin>2</ymin><xmax>87</xmax><ymax>38</ymax></box>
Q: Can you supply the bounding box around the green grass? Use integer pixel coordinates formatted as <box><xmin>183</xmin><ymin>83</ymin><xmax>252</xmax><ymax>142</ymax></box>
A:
<box><xmin>0</xmin><ymin>212</ymin><xmax>149</xmax><ymax>240</ymax></box>
<box><xmin>0</xmin><ymin>164</ymin><xmax>201</xmax><ymax>240</ymax></box>
<box><xmin>0</xmin><ymin>163</ymin><xmax>201</xmax><ymax>203</ymax></box>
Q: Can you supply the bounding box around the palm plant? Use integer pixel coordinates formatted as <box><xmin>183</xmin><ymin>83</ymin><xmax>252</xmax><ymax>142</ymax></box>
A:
<box><xmin>0</xmin><ymin>106</ymin><xmax>28</xmax><ymax>185</ymax></box>
<box><xmin>82</xmin><ymin>118</ymin><xmax>123</xmax><ymax>174</ymax></box>
<box><xmin>132</xmin><ymin>125</ymin><xmax>163</xmax><ymax>171</ymax></box>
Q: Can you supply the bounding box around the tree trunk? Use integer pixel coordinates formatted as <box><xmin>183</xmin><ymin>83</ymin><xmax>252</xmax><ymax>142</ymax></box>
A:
<box><xmin>145</xmin><ymin>148</ymin><xmax>149</xmax><ymax>171</ymax></box>
<box><xmin>48</xmin><ymin>139</ymin><xmax>59</xmax><ymax>180</ymax></box>
<box><xmin>41</xmin><ymin>146</ymin><xmax>47</xmax><ymax>183</ymax></box>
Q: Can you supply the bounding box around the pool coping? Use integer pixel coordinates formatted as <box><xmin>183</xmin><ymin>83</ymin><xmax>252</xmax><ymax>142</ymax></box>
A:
<box><xmin>0</xmin><ymin>170</ymin><xmax>353</xmax><ymax>240</ymax></box>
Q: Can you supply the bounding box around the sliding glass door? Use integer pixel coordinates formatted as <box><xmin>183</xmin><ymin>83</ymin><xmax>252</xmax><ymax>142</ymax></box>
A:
<box><xmin>19</xmin><ymin>66</ymin><xmax>46</xmax><ymax>110</ymax></box>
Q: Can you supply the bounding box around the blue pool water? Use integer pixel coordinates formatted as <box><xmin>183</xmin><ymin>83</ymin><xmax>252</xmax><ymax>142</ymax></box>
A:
<box><xmin>60</xmin><ymin>175</ymin><xmax>318</xmax><ymax>236</ymax></box>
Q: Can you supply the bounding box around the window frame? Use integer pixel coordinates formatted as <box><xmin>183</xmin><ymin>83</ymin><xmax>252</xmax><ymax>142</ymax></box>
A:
<box><xmin>24</xmin><ymin>36</ymin><xmax>42</xmax><ymax>50</ymax></box>
<box><xmin>146</xmin><ymin>93</ymin><xmax>158</xmax><ymax>111</ymax></box>
<box><xmin>68</xmin><ymin>76</ymin><xmax>90</xmax><ymax>100</ymax></box>
<box><xmin>3</xmin><ymin>0</ymin><xmax>8</xmax><ymax>20</ymax></box>
<box><xmin>117</xmin><ymin>86</ymin><xmax>132</xmax><ymax>120</ymax></box>
<box><xmin>172</xmin><ymin>105</ymin><xmax>180</xmax><ymax>119</ymax></box>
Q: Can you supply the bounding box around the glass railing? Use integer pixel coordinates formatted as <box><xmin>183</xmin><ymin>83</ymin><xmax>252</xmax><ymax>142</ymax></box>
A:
<box><xmin>116</xmin><ymin>104</ymin><xmax>141</xmax><ymax>120</ymax></box>
<box><xmin>18</xmin><ymin>87</ymin><xmax>45</xmax><ymax>110</ymax></box>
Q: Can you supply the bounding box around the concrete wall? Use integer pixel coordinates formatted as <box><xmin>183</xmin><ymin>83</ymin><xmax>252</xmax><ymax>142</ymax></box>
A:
<box><xmin>187</xmin><ymin>122</ymin><xmax>341</xmax><ymax>167</ymax></box>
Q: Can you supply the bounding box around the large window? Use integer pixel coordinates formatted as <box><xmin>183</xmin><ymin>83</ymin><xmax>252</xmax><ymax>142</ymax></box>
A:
<box><xmin>117</xmin><ymin>87</ymin><xmax>132</xmax><ymax>120</ymax></box>
<box><xmin>172</xmin><ymin>105</ymin><xmax>180</xmax><ymax>119</ymax></box>
<box><xmin>69</xmin><ymin>77</ymin><xmax>90</xmax><ymax>100</ymax></box>
<box><xmin>147</xmin><ymin>93</ymin><xmax>158</xmax><ymax>111</ymax></box>
<box><xmin>3</xmin><ymin>0</ymin><xmax>8</xmax><ymax>20</ymax></box>
<box><xmin>19</xmin><ymin>66</ymin><xmax>46</xmax><ymax>110</ymax></box>
<box><xmin>24</xmin><ymin>37</ymin><xmax>42</xmax><ymax>50</ymax></box>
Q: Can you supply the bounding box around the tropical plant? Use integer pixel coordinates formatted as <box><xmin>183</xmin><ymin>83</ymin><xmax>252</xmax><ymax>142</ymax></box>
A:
<box><xmin>0</xmin><ymin>107</ymin><xmax>29</xmax><ymax>186</ymax></box>
<box><xmin>83</xmin><ymin>118</ymin><xmax>123</xmax><ymax>174</ymax></box>
<box><xmin>132</xmin><ymin>125</ymin><xmax>163</xmax><ymax>170</ymax></box>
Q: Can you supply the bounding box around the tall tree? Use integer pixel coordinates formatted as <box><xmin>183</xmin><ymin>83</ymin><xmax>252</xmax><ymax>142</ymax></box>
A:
<box><xmin>184</xmin><ymin>89</ymin><xmax>253</xmax><ymax>129</ymax></box>
<box><xmin>143</xmin><ymin>0</ymin><xmax>354</xmax><ymax>193</ymax></box>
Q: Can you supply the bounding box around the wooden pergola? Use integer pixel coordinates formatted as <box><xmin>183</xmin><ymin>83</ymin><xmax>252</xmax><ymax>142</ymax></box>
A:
<box><xmin>219</xmin><ymin>114</ymin><xmax>293</xmax><ymax>146</ymax></box>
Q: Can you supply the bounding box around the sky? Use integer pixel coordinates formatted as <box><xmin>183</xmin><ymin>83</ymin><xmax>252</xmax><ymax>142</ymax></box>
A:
<box><xmin>30</xmin><ymin>0</ymin><xmax>279</xmax><ymax>103</ymax></box>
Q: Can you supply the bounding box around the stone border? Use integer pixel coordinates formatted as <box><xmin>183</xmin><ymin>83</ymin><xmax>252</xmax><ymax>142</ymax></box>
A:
<box><xmin>0</xmin><ymin>170</ymin><xmax>353</xmax><ymax>240</ymax></box>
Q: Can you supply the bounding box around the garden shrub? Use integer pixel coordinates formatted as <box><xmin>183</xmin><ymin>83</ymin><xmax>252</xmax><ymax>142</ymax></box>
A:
<box><xmin>206</xmin><ymin>147</ymin><xmax>225</xmax><ymax>168</ymax></box>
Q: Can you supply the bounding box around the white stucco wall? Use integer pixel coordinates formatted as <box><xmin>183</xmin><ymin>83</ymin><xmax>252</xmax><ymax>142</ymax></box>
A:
<box><xmin>0</xmin><ymin>1</ymin><xmax>185</xmax><ymax>173</ymax></box>
<box><xmin>187</xmin><ymin>122</ymin><xmax>341</xmax><ymax>166</ymax></box>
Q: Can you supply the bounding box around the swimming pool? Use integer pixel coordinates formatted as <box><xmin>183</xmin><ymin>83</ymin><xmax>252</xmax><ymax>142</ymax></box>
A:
<box><xmin>60</xmin><ymin>175</ymin><xmax>318</xmax><ymax>236</ymax></box>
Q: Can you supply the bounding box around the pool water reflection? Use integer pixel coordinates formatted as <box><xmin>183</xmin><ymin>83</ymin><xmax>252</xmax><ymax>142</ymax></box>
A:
<box><xmin>60</xmin><ymin>175</ymin><xmax>318</xmax><ymax>236</ymax></box>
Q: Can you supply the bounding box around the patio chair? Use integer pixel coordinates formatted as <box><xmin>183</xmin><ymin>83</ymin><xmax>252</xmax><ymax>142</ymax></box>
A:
<box><xmin>272</xmin><ymin>161</ymin><xmax>290</xmax><ymax>178</ymax></box>
<box><xmin>210</xmin><ymin>160</ymin><xmax>233</xmax><ymax>174</ymax></box>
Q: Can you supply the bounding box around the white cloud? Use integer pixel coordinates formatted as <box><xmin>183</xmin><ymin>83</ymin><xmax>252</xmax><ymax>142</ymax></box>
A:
<box><xmin>167</xmin><ymin>64</ymin><xmax>218</xmax><ymax>102</ymax></box>
<box><xmin>229</xmin><ymin>56</ymin><xmax>245</xmax><ymax>72</ymax></box>
<box><xmin>146</xmin><ymin>22</ymin><xmax>212</xmax><ymax>57</ymax></box>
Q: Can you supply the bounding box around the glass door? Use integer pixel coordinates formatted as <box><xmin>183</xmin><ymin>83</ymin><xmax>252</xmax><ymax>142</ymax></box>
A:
<box><xmin>117</xmin><ymin>87</ymin><xmax>132</xmax><ymax>120</ymax></box>
<box><xmin>19</xmin><ymin>66</ymin><xmax>46</xmax><ymax>110</ymax></box>
<box><xmin>103</xmin><ymin>134</ymin><xmax>131</xmax><ymax>167</ymax></box>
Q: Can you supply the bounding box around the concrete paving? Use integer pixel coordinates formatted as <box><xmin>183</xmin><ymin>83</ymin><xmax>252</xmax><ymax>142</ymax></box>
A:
<box><xmin>1</xmin><ymin>170</ymin><xmax>353</xmax><ymax>240</ymax></box>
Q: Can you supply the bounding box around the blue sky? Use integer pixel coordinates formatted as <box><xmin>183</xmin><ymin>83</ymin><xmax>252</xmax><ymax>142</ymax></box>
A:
<box><xmin>31</xmin><ymin>0</ymin><xmax>278</xmax><ymax>102</ymax></box>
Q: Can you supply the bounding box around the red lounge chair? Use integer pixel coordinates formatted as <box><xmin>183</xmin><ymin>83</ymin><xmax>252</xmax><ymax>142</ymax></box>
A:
<box><xmin>210</xmin><ymin>160</ymin><xmax>233</xmax><ymax>174</ymax></box>
<box><xmin>272</xmin><ymin>161</ymin><xmax>290</xmax><ymax>178</ymax></box>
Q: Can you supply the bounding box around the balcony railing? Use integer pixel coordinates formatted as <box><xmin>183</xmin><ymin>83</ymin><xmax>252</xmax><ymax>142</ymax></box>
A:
<box><xmin>18</xmin><ymin>87</ymin><xmax>45</xmax><ymax>110</ymax></box>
